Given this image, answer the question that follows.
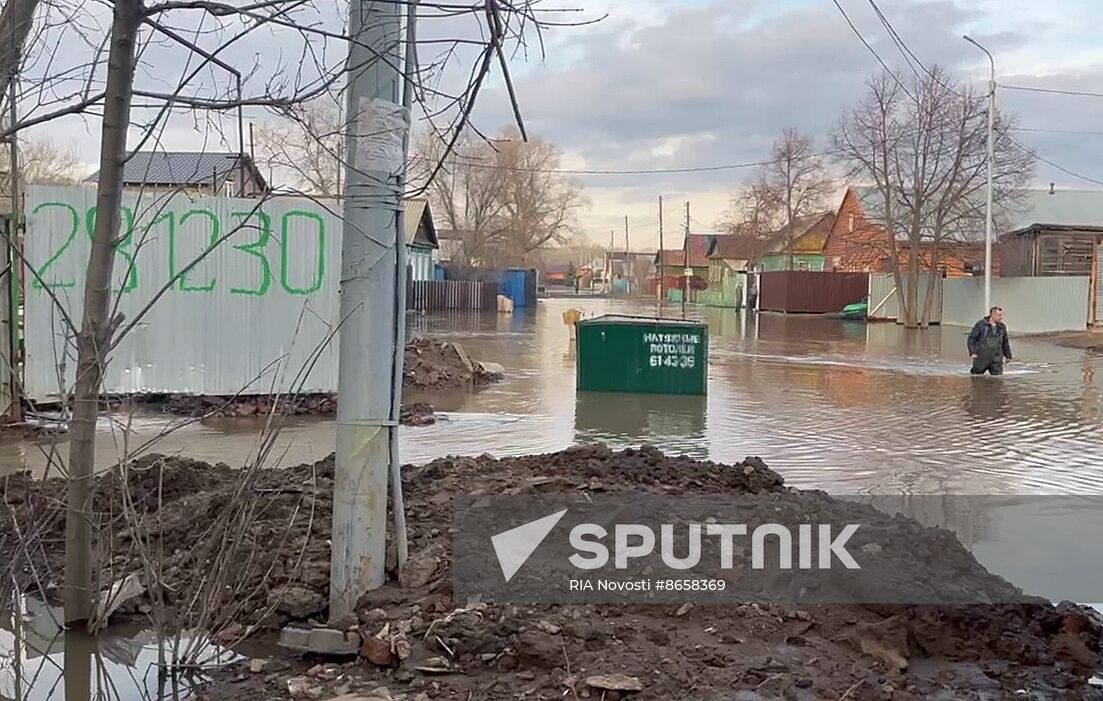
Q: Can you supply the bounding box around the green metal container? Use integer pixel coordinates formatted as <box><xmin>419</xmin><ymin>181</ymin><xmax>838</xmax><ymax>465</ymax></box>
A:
<box><xmin>576</xmin><ymin>315</ymin><xmax>708</xmax><ymax>395</ymax></box>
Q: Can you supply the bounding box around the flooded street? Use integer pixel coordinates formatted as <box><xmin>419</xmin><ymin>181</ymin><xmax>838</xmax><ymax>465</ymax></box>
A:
<box><xmin>5</xmin><ymin>297</ymin><xmax>1103</xmax><ymax>699</ymax></box>
<box><xmin>4</xmin><ymin>297</ymin><xmax>1103</xmax><ymax>494</ymax></box>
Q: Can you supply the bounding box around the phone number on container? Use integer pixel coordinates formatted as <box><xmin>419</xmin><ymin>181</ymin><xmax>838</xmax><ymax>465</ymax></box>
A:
<box><xmin>649</xmin><ymin>354</ymin><xmax>696</xmax><ymax>368</ymax></box>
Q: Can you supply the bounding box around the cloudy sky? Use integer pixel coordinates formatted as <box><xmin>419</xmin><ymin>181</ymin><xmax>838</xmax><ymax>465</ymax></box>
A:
<box><xmin>20</xmin><ymin>0</ymin><xmax>1103</xmax><ymax>249</ymax></box>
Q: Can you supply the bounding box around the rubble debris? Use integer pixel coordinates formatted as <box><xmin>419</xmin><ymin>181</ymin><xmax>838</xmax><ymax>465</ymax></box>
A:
<box><xmin>279</xmin><ymin>626</ymin><xmax>362</xmax><ymax>656</ymax></box>
<box><xmin>4</xmin><ymin>445</ymin><xmax>1103</xmax><ymax>700</ymax></box>
<box><xmin>584</xmin><ymin>673</ymin><xmax>644</xmax><ymax>692</ymax></box>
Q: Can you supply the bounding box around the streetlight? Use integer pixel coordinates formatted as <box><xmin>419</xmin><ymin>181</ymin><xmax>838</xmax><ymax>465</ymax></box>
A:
<box><xmin>964</xmin><ymin>34</ymin><xmax>995</xmax><ymax>315</ymax></box>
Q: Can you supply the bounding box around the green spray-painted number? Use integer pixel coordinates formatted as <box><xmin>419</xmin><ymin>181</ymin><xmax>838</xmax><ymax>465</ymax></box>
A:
<box><xmin>280</xmin><ymin>210</ymin><xmax>325</xmax><ymax>295</ymax></box>
<box><xmin>173</xmin><ymin>209</ymin><xmax>219</xmax><ymax>292</ymax></box>
<box><xmin>229</xmin><ymin>211</ymin><xmax>272</xmax><ymax>296</ymax></box>
<box><xmin>85</xmin><ymin>205</ymin><xmax>138</xmax><ymax>292</ymax></box>
<box><xmin>31</xmin><ymin>201</ymin><xmax>79</xmax><ymax>289</ymax></box>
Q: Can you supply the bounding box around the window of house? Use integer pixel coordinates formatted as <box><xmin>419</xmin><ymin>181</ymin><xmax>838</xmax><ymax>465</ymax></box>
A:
<box><xmin>796</xmin><ymin>260</ymin><xmax>810</xmax><ymax>271</ymax></box>
<box><xmin>847</xmin><ymin>214</ymin><xmax>855</xmax><ymax>232</ymax></box>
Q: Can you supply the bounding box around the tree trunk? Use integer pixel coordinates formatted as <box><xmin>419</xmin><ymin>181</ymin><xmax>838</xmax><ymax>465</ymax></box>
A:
<box><xmin>903</xmin><ymin>215</ymin><xmax>921</xmax><ymax>328</ymax></box>
<box><xmin>0</xmin><ymin>0</ymin><xmax>41</xmax><ymax>113</ymax></box>
<box><xmin>921</xmin><ymin>238</ymin><xmax>941</xmax><ymax>328</ymax></box>
<box><xmin>64</xmin><ymin>0</ymin><xmax>141</xmax><ymax>628</ymax></box>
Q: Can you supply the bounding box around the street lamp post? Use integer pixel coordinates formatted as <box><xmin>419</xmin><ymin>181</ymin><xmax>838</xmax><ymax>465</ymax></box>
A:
<box><xmin>964</xmin><ymin>34</ymin><xmax>995</xmax><ymax>315</ymax></box>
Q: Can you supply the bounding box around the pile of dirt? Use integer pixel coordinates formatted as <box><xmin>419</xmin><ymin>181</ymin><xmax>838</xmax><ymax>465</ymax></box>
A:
<box><xmin>403</xmin><ymin>336</ymin><xmax>502</xmax><ymax>391</ymax></box>
<box><xmin>3</xmin><ymin>447</ymin><xmax>1102</xmax><ymax>700</ymax></box>
<box><xmin>142</xmin><ymin>337</ymin><xmax>502</xmax><ymax>420</ymax></box>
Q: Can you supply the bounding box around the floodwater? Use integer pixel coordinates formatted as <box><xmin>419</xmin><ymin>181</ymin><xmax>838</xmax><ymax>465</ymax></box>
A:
<box><xmin>0</xmin><ymin>594</ymin><xmax>239</xmax><ymax>701</ymax></box>
<box><xmin>4</xmin><ymin>297</ymin><xmax>1103</xmax><ymax>494</ymax></box>
<box><xmin>6</xmin><ymin>297</ymin><xmax>1103</xmax><ymax>699</ymax></box>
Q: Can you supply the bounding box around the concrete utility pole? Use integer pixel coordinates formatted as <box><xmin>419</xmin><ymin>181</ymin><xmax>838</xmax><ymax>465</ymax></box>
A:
<box><xmin>331</xmin><ymin>0</ymin><xmax>409</xmax><ymax>618</ymax></box>
<box><xmin>624</xmin><ymin>215</ymin><xmax>630</xmax><ymax>292</ymax></box>
<box><xmin>682</xmin><ymin>202</ymin><xmax>690</xmax><ymax>320</ymax></box>
<box><xmin>964</xmin><ymin>34</ymin><xmax>995</xmax><ymax>314</ymax></box>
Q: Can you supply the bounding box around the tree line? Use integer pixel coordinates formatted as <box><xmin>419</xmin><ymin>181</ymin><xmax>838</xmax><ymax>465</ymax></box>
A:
<box><xmin>718</xmin><ymin>67</ymin><xmax>1034</xmax><ymax>328</ymax></box>
<box><xmin>248</xmin><ymin>97</ymin><xmax>587</xmax><ymax>269</ymax></box>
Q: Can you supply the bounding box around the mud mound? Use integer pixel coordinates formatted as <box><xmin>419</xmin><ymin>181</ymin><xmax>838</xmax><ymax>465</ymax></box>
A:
<box><xmin>403</xmin><ymin>336</ymin><xmax>502</xmax><ymax>391</ymax></box>
<box><xmin>4</xmin><ymin>447</ymin><xmax>1103</xmax><ymax>699</ymax></box>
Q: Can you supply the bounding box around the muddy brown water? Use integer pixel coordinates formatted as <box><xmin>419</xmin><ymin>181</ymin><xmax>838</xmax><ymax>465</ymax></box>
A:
<box><xmin>6</xmin><ymin>298</ymin><xmax>1103</xmax><ymax>699</ymax></box>
<box><xmin>4</xmin><ymin>297</ymin><xmax>1103</xmax><ymax>494</ymax></box>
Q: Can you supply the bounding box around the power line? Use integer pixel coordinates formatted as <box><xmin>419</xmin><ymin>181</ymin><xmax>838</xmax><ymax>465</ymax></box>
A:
<box><xmin>829</xmin><ymin>0</ymin><xmax>915</xmax><ymax>100</ymax></box>
<box><xmin>835</xmin><ymin>0</ymin><xmax>1103</xmax><ymax>188</ymax></box>
<box><xmin>1013</xmin><ymin>126</ymin><xmax>1103</xmax><ymax>137</ymax></box>
<box><xmin>1002</xmin><ymin>84</ymin><xmax>1103</xmax><ymax>99</ymax></box>
<box><xmin>1009</xmin><ymin>136</ymin><xmax>1103</xmax><ymax>187</ymax></box>
<box><xmin>425</xmin><ymin>151</ymin><xmax>836</xmax><ymax>176</ymax></box>
<box><xmin>866</xmin><ymin>0</ymin><xmax>926</xmax><ymax>81</ymax></box>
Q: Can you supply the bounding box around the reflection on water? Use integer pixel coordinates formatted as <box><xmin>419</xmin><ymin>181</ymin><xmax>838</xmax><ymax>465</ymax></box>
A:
<box><xmin>5</xmin><ymin>298</ymin><xmax>1103</xmax><ymax>494</ymax></box>
<box><xmin>0</xmin><ymin>595</ymin><xmax>235</xmax><ymax>700</ymax></box>
<box><xmin>574</xmin><ymin>391</ymin><xmax>708</xmax><ymax>460</ymax></box>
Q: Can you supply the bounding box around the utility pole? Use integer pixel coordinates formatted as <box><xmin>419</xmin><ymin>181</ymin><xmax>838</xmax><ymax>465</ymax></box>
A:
<box><xmin>608</xmin><ymin>229</ymin><xmax>614</xmax><ymax>293</ymax></box>
<box><xmin>682</xmin><ymin>201</ymin><xmax>690</xmax><ymax>320</ymax></box>
<box><xmin>331</xmin><ymin>0</ymin><xmax>409</xmax><ymax>618</ymax></box>
<box><xmin>964</xmin><ymin>34</ymin><xmax>996</xmax><ymax>315</ymax></box>
<box><xmin>624</xmin><ymin>215</ymin><xmax>630</xmax><ymax>293</ymax></box>
<box><xmin>657</xmin><ymin>196</ymin><xmax>664</xmax><ymax>316</ymax></box>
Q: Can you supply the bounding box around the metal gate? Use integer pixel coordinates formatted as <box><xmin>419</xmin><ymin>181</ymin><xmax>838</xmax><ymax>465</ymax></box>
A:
<box><xmin>868</xmin><ymin>273</ymin><xmax>943</xmax><ymax>324</ymax></box>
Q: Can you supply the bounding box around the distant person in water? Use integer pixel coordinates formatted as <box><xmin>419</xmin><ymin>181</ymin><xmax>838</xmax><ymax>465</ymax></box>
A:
<box><xmin>968</xmin><ymin>306</ymin><xmax>1012</xmax><ymax>376</ymax></box>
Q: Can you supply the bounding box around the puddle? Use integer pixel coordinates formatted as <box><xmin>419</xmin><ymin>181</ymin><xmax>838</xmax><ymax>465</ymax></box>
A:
<box><xmin>0</xmin><ymin>595</ymin><xmax>240</xmax><ymax>701</ymax></box>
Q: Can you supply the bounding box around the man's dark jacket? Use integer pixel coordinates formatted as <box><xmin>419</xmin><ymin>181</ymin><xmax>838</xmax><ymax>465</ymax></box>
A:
<box><xmin>967</xmin><ymin>317</ymin><xmax>1012</xmax><ymax>360</ymax></box>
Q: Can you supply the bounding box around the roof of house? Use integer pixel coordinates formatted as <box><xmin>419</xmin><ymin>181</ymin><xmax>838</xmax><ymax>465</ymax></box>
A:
<box><xmin>851</xmin><ymin>185</ymin><xmax>1103</xmax><ymax>238</ymax></box>
<box><xmin>404</xmin><ymin>198</ymin><xmax>438</xmax><ymax>248</ymax></box>
<box><xmin>708</xmin><ymin>235</ymin><xmax>758</xmax><ymax>261</ymax></box>
<box><xmin>86</xmin><ymin>151</ymin><xmax>268</xmax><ymax>190</ymax></box>
<box><xmin>655</xmin><ymin>233</ymin><xmax>715</xmax><ymax>268</ymax></box>
<box><xmin>761</xmin><ymin>212</ymin><xmax>836</xmax><ymax>255</ymax></box>
<box><xmin>1003</xmin><ymin>189</ymin><xmax>1103</xmax><ymax>234</ymax></box>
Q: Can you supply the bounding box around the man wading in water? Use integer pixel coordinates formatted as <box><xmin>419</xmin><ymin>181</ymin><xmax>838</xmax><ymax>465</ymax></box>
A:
<box><xmin>968</xmin><ymin>306</ymin><xmax>1012</xmax><ymax>376</ymax></box>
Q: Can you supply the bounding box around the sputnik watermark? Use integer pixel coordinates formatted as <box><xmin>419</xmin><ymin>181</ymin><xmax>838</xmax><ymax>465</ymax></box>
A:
<box><xmin>490</xmin><ymin>509</ymin><xmax>861</xmax><ymax>584</ymax></box>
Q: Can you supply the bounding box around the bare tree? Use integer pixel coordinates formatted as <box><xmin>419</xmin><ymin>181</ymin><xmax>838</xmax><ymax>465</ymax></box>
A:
<box><xmin>490</xmin><ymin>127</ymin><xmax>586</xmax><ymax>265</ymax></box>
<box><xmin>418</xmin><ymin>130</ymin><xmax>507</xmax><ymax>266</ymax></box>
<box><xmin>0</xmin><ymin>135</ymin><xmax>83</xmax><ymax>184</ymax></box>
<box><xmin>416</xmin><ymin>128</ymin><xmax>585</xmax><ymax>267</ymax></box>
<box><xmin>834</xmin><ymin>68</ymin><xmax>1033</xmax><ymax>327</ymax></box>
<box><xmin>254</xmin><ymin>95</ymin><xmax>345</xmax><ymax>197</ymax></box>
<box><xmin>756</xmin><ymin>128</ymin><xmax>832</xmax><ymax>269</ymax></box>
<box><xmin>716</xmin><ymin>178</ymin><xmax>782</xmax><ymax>267</ymax></box>
<box><xmin>64</xmin><ymin>0</ymin><xmax>142</xmax><ymax>627</ymax></box>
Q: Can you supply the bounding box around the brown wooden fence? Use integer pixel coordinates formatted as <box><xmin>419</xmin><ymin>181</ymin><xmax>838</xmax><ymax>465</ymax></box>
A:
<box><xmin>407</xmin><ymin>280</ymin><xmax>499</xmax><ymax>312</ymax></box>
<box><xmin>759</xmin><ymin>271</ymin><xmax>869</xmax><ymax>313</ymax></box>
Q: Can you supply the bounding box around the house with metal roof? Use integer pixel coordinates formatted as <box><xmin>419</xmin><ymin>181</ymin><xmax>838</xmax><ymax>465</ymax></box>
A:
<box><xmin>998</xmin><ymin>187</ymin><xmax>1103</xmax><ymax>324</ymax></box>
<box><xmin>404</xmin><ymin>199</ymin><xmax>439</xmax><ymax>281</ymax></box>
<box><xmin>755</xmin><ymin>211</ymin><xmax>836</xmax><ymax>272</ymax></box>
<box><xmin>823</xmin><ymin>186</ymin><xmax>991</xmax><ymax>277</ymax></box>
<box><xmin>85</xmin><ymin>151</ymin><xmax>267</xmax><ymax>197</ymax></box>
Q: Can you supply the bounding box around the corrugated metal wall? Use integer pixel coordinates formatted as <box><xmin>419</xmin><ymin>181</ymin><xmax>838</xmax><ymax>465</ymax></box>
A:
<box><xmin>25</xmin><ymin>185</ymin><xmax>340</xmax><ymax>400</ymax></box>
<box><xmin>868</xmin><ymin>273</ymin><xmax>943</xmax><ymax>324</ymax></box>
<box><xmin>941</xmin><ymin>276</ymin><xmax>1090</xmax><ymax>333</ymax></box>
<box><xmin>407</xmin><ymin>280</ymin><xmax>498</xmax><ymax>312</ymax></box>
<box><xmin>759</xmin><ymin>271</ymin><xmax>868</xmax><ymax>313</ymax></box>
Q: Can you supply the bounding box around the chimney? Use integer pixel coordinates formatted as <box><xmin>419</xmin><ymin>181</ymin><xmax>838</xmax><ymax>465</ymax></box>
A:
<box><xmin>1049</xmin><ymin>182</ymin><xmax>1056</xmax><ymax>195</ymax></box>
